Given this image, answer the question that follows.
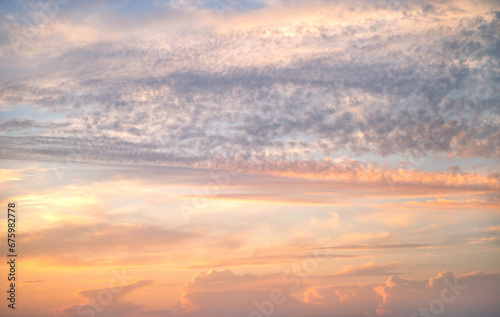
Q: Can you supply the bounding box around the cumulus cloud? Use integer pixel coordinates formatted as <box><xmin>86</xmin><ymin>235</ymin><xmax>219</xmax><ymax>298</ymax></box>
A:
<box><xmin>53</xmin><ymin>279</ymin><xmax>153</xmax><ymax>317</ymax></box>
<box><xmin>142</xmin><ymin>269</ymin><xmax>500</xmax><ymax>317</ymax></box>
<box><xmin>374</xmin><ymin>271</ymin><xmax>500</xmax><ymax>317</ymax></box>
<box><xmin>169</xmin><ymin>269</ymin><xmax>306</xmax><ymax>317</ymax></box>
<box><xmin>48</xmin><ymin>269</ymin><xmax>500</xmax><ymax>317</ymax></box>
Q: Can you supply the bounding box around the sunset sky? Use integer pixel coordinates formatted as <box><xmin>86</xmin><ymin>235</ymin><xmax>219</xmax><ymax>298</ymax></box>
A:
<box><xmin>0</xmin><ymin>0</ymin><xmax>499</xmax><ymax>316</ymax></box>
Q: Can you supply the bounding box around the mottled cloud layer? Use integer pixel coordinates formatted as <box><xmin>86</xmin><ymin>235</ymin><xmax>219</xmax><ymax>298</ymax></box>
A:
<box><xmin>1</xmin><ymin>0</ymin><xmax>499</xmax><ymax>169</ymax></box>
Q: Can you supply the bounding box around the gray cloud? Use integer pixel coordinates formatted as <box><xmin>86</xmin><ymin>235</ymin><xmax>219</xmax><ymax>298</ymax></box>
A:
<box><xmin>0</xmin><ymin>0</ymin><xmax>498</xmax><ymax>168</ymax></box>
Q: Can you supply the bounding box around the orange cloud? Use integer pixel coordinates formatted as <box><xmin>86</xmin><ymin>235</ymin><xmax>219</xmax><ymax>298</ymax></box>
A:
<box><xmin>383</xmin><ymin>198</ymin><xmax>500</xmax><ymax>211</ymax></box>
<box><xmin>206</xmin><ymin>159</ymin><xmax>499</xmax><ymax>196</ymax></box>
<box><xmin>20</xmin><ymin>223</ymin><xmax>198</xmax><ymax>266</ymax></box>
<box><xmin>0</xmin><ymin>168</ymin><xmax>26</xmax><ymax>182</ymax></box>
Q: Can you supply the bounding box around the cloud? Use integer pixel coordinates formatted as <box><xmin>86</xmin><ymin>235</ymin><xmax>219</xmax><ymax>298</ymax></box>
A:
<box><xmin>0</xmin><ymin>119</ymin><xmax>70</xmax><ymax>131</ymax></box>
<box><xmin>0</xmin><ymin>0</ymin><xmax>498</xmax><ymax>170</ymax></box>
<box><xmin>480</xmin><ymin>225</ymin><xmax>500</xmax><ymax>233</ymax></box>
<box><xmin>303</xmin><ymin>283</ymin><xmax>381</xmax><ymax>315</ymax></box>
<box><xmin>183</xmin><ymin>253</ymin><xmax>358</xmax><ymax>269</ymax></box>
<box><xmin>170</xmin><ymin>269</ymin><xmax>306</xmax><ymax>317</ymax></box>
<box><xmin>381</xmin><ymin>198</ymin><xmax>500</xmax><ymax>210</ymax></box>
<box><xmin>337</xmin><ymin>232</ymin><xmax>391</xmax><ymax>244</ymax></box>
<box><xmin>375</xmin><ymin>271</ymin><xmax>500</xmax><ymax>317</ymax></box>
<box><xmin>306</xmin><ymin>271</ymin><xmax>500</xmax><ymax>317</ymax></box>
<box><xmin>0</xmin><ymin>168</ymin><xmax>26</xmax><ymax>182</ymax></box>
<box><xmin>163</xmin><ymin>269</ymin><xmax>500</xmax><ymax>317</ymax></box>
<box><xmin>1</xmin><ymin>2</ymin><xmax>499</xmax><ymax>316</ymax></box>
<box><xmin>329</xmin><ymin>262</ymin><xmax>402</xmax><ymax>277</ymax></box>
<box><xmin>21</xmin><ymin>223</ymin><xmax>198</xmax><ymax>266</ymax></box>
<box><xmin>54</xmin><ymin>279</ymin><xmax>153</xmax><ymax>317</ymax></box>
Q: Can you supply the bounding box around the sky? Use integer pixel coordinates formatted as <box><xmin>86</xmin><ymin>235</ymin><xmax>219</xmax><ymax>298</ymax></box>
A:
<box><xmin>0</xmin><ymin>0</ymin><xmax>499</xmax><ymax>316</ymax></box>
